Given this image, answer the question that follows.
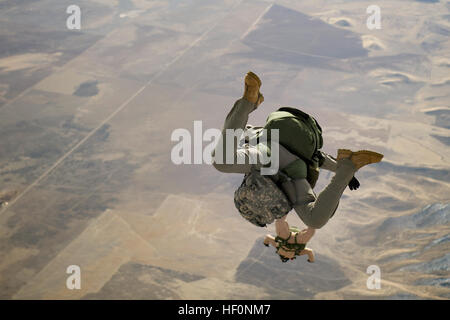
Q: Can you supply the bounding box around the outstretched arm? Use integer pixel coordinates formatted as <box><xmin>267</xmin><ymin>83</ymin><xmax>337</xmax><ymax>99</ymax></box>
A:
<box><xmin>275</xmin><ymin>215</ymin><xmax>290</xmax><ymax>239</ymax></box>
<box><xmin>299</xmin><ymin>248</ymin><xmax>315</xmax><ymax>263</ymax></box>
<box><xmin>263</xmin><ymin>235</ymin><xmax>277</xmax><ymax>248</ymax></box>
<box><xmin>296</xmin><ymin>227</ymin><xmax>316</xmax><ymax>243</ymax></box>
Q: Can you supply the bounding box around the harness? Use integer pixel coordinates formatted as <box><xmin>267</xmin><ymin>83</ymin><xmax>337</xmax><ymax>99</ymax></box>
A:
<box><xmin>275</xmin><ymin>226</ymin><xmax>306</xmax><ymax>256</ymax></box>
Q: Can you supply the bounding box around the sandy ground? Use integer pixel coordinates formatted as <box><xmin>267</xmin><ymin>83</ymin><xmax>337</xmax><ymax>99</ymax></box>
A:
<box><xmin>0</xmin><ymin>0</ymin><xmax>448</xmax><ymax>299</ymax></box>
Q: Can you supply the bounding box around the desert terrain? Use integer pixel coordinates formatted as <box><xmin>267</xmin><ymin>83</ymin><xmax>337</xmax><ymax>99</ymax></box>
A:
<box><xmin>0</xmin><ymin>0</ymin><xmax>448</xmax><ymax>299</ymax></box>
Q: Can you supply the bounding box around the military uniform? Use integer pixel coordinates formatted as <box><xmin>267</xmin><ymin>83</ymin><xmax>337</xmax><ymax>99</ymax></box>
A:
<box><xmin>212</xmin><ymin>98</ymin><xmax>357</xmax><ymax>229</ymax></box>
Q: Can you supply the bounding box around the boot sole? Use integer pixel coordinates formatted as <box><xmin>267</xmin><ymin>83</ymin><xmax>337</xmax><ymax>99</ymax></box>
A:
<box><xmin>246</xmin><ymin>71</ymin><xmax>262</xmax><ymax>87</ymax></box>
<box><xmin>351</xmin><ymin>150</ymin><xmax>384</xmax><ymax>169</ymax></box>
<box><xmin>337</xmin><ymin>149</ymin><xmax>383</xmax><ymax>169</ymax></box>
<box><xmin>352</xmin><ymin>150</ymin><xmax>384</xmax><ymax>162</ymax></box>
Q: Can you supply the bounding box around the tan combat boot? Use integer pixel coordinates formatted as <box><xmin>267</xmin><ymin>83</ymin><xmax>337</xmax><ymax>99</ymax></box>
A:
<box><xmin>337</xmin><ymin>149</ymin><xmax>383</xmax><ymax>170</ymax></box>
<box><xmin>243</xmin><ymin>71</ymin><xmax>264</xmax><ymax>106</ymax></box>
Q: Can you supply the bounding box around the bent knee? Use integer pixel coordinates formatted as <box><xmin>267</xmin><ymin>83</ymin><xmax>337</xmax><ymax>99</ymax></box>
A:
<box><xmin>294</xmin><ymin>208</ymin><xmax>328</xmax><ymax>229</ymax></box>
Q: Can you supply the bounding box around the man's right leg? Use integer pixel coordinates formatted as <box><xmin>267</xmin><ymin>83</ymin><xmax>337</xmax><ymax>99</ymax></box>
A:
<box><xmin>293</xmin><ymin>150</ymin><xmax>383</xmax><ymax>229</ymax></box>
<box><xmin>293</xmin><ymin>158</ymin><xmax>356</xmax><ymax>229</ymax></box>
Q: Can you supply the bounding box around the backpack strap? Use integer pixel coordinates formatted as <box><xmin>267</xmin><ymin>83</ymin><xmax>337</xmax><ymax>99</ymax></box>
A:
<box><xmin>275</xmin><ymin>232</ymin><xmax>291</xmax><ymax>244</ymax></box>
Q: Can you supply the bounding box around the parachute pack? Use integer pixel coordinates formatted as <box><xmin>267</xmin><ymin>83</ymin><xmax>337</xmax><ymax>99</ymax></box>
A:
<box><xmin>234</xmin><ymin>107</ymin><xmax>323</xmax><ymax>227</ymax></box>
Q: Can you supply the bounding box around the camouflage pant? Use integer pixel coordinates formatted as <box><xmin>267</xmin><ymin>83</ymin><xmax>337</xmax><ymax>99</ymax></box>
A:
<box><xmin>212</xmin><ymin>98</ymin><xmax>357</xmax><ymax>229</ymax></box>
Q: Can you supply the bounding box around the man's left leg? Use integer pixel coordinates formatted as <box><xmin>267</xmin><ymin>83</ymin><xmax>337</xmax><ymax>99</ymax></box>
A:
<box><xmin>212</xmin><ymin>72</ymin><xmax>265</xmax><ymax>174</ymax></box>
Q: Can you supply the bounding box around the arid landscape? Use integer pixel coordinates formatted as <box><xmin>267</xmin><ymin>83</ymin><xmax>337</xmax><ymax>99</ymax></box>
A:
<box><xmin>0</xmin><ymin>0</ymin><xmax>448</xmax><ymax>299</ymax></box>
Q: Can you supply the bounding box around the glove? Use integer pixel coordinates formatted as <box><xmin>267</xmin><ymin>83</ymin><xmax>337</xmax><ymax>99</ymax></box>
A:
<box><xmin>348</xmin><ymin>176</ymin><xmax>360</xmax><ymax>190</ymax></box>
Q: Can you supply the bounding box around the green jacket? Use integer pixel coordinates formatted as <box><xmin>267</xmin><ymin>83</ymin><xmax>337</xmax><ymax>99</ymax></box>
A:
<box><xmin>260</xmin><ymin>107</ymin><xmax>323</xmax><ymax>181</ymax></box>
